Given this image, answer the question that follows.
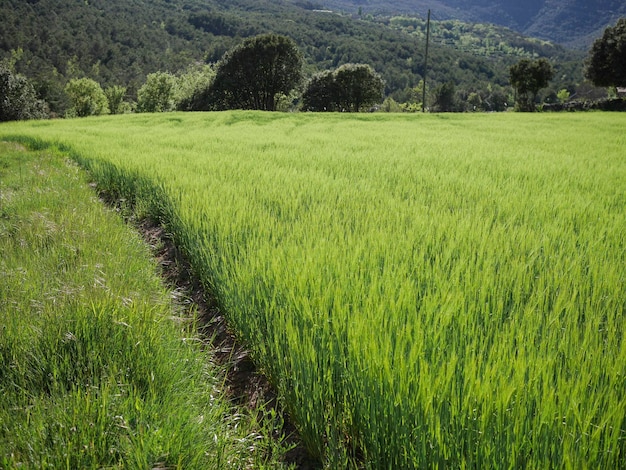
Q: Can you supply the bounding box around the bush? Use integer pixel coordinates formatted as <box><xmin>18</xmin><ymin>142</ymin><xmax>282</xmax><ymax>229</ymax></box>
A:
<box><xmin>0</xmin><ymin>62</ymin><xmax>49</xmax><ymax>122</ymax></box>
<box><xmin>137</xmin><ymin>72</ymin><xmax>176</xmax><ymax>113</ymax></box>
<box><xmin>174</xmin><ymin>64</ymin><xmax>215</xmax><ymax>111</ymax></box>
<box><xmin>104</xmin><ymin>85</ymin><xmax>128</xmax><ymax>115</ymax></box>
<box><xmin>64</xmin><ymin>78</ymin><xmax>109</xmax><ymax>117</ymax></box>
<box><xmin>302</xmin><ymin>63</ymin><xmax>384</xmax><ymax>112</ymax></box>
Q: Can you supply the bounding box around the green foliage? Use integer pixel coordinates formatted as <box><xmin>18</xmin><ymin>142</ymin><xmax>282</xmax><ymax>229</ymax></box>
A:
<box><xmin>509</xmin><ymin>58</ymin><xmax>554</xmax><ymax>111</ymax></box>
<box><xmin>302</xmin><ymin>63</ymin><xmax>384</xmax><ymax>112</ymax></box>
<box><xmin>481</xmin><ymin>84</ymin><xmax>510</xmax><ymax>111</ymax></box>
<box><xmin>466</xmin><ymin>92</ymin><xmax>482</xmax><ymax>111</ymax></box>
<box><xmin>432</xmin><ymin>81</ymin><xmax>457</xmax><ymax>112</ymax></box>
<box><xmin>383</xmin><ymin>13</ymin><xmax>585</xmax><ymax>94</ymax></box>
<box><xmin>64</xmin><ymin>77</ymin><xmax>109</xmax><ymax>117</ymax></box>
<box><xmin>202</xmin><ymin>34</ymin><xmax>303</xmax><ymax>111</ymax></box>
<box><xmin>2</xmin><ymin>112</ymin><xmax>625</xmax><ymax>468</ymax></box>
<box><xmin>137</xmin><ymin>72</ymin><xmax>176</xmax><ymax>113</ymax></box>
<box><xmin>397</xmin><ymin>80</ymin><xmax>424</xmax><ymax>112</ymax></box>
<box><xmin>557</xmin><ymin>88</ymin><xmax>571</xmax><ymax>103</ymax></box>
<box><xmin>301</xmin><ymin>70</ymin><xmax>342</xmax><ymax>111</ymax></box>
<box><xmin>390</xmin><ymin>16</ymin><xmax>557</xmax><ymax>60</ymax></box>
<box><xmin>334</xmin><ymin>63</ymin><xmax>385</xmax><ymax>112</ymax></box>
<box><xmin>135</xmin><ymin>67</ymin><xmax>217</xmax><ymax>113</ymax></box>
<box><xmin>326</xmin><ymin>0</ymin><xmax>626</xmax><ymax>49</ymax></box>
<box><xmin>585</xmin><ymin>18</ymin><xmax>626</xmax><ymax>89</ymax></box>
<box><xmin>104</xmin><ymin>85</ymin><xmax>128</xmax><ymax>115</ymax></box>
<box><xmin>380</xmin><ymin>96</ymin><xmax>403</xmax><ymax>112</ymax></box>
<box><xmin>0</xmin><ymin>61</ymin><xmax>48</xmax><ymax>122</ymax></box>
<box><xmin>188</xmin><ymin>11</ymin><xmax>242</xmax><ymax>37</ymax></box>
<box><xmin>173</xmin><ymin>63</ymin><xmax>215</xmax><ymax>111</ymax></box>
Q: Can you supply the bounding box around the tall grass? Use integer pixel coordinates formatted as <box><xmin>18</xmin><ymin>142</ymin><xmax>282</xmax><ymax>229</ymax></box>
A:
<box><xmin>0</xmin><ymin>142</ymin><xmax>291</xmax><ymax>468</ymax></box>
<box><xmin>2</xmin><ymin>111</ymin><xmax>625</xmax><ymax>468</ymax></box>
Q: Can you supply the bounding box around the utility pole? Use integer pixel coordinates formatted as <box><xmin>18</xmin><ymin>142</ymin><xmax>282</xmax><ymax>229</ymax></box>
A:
<box><xmin>422</xmin><ymin>9</ymin><xmax>431</xmax><ymax>113</ymax></box>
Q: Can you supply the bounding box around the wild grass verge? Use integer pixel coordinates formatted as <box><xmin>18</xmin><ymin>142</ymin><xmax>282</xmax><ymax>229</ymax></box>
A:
<box><xmin>0</xmin><ymin>142</ymin><xmax>293</xmax><ymax>469</ymax></box>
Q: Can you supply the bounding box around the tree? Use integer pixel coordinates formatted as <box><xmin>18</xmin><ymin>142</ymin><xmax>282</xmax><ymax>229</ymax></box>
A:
<box><xmin>301</xmin><ymin>70</ymin><xmax>341</xmax><ymax>112</ymax></box>
<box><xmin>64</xmin><ymin>78</ymin><xmax>108</xmax><ymax>117</ymax></box>
<box><xmin>0</xmin><ymin>62</ymin><xmax>48</xmax><ymax>122</ymax></box>
<box><xmin>334</xmin><ymin>63</ymin><xmax>385</xmax><ymax>112</ymax></box>
<box><xmin>432</xmin><ymin>82</ymin><xmax>457</xmax><ymax>112</ymax></box>
<box><xmin>398</xmin><ymin>80</ymin><xmax>424</xmax><ymax>113</ymax></box>
<box><xmin>137</xmin><ymin>72</ymin><xmax>176</xmax><ymax>113</ymax></box>
<box><xmin>174</xmin><ymin>64</ymin><xmax>216</xmax><ymax>111</ymax></box>
<box><xmin>205</xmin><ymin>34</ymin><xmax>303</xmax><ymax>111</ymax></box>
<box><xmin>301</xmin><ymin>63</ymin><xmax>384</xmax><ymax>112</ymax></box>
<box><xmin>104</xmin><ymin>85</ymin><xmax>127</xmax><ymax>115</ymax></box>
<box><xmin>509</xmin><ymin>58</ymin><xmax>554</xmax><ymax>112</ymax></box>
<box><xmin>585</xmin><ymin>18</ymin><xmax>626</xmax><ymax>89</ymax></box>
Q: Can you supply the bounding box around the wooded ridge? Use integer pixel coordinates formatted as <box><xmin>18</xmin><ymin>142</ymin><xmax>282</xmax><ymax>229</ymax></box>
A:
<box><xmin>319</xmin><ymin>0</ymin><xmax>626</xmax><ymax>49</ymax></box>
<box><xmin>1</xmin><ymin>0</ymin><xmax>604</xmax><ymax>114</ymax></box>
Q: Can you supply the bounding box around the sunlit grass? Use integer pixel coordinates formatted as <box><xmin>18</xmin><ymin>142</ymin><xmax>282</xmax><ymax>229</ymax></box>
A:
<box><xmin>2</xmin><ymin>111</ymin><xmax>625</xmax><ymax>468</ymax></box>
<box><xmin>0</xmin><ymin>142</ymin><xmax>291</xmax><ymax>469</ymax></box>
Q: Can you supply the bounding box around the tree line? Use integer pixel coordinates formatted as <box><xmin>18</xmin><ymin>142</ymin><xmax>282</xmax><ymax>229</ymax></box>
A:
<box><xmin>1</xmin><ymin>34</ymin><xmax>385</xmax><ymax>120</ymax></box>
<box><xmin>2</xmin><ymin>18</ymin><xmax>625</xmax><ymax>122</ymax></box>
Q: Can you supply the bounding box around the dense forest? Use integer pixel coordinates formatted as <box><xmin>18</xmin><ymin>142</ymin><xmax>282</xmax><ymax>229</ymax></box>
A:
<box><xmin>0</xmin><ymin>0</ymin><xmax>606</xmax><ymax>115</ymax></box>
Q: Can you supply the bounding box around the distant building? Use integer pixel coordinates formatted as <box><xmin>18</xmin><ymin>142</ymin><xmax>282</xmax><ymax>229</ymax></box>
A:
<box><xmin>617</xmin><ymin>87</ymin><xmax>626</xmax><ymax>97</ymax></box>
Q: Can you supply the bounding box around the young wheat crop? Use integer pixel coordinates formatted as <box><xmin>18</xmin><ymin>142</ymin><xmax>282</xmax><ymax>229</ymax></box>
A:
<box><xmin>2</xmin><ymin>111</ymin><xmax>625</xmax><ymax>468</ymax></box>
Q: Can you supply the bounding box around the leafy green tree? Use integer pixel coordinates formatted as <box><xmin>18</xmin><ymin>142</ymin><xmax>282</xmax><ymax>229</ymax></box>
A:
<box><xmin>301</xmin><ymin>70</ymin><xmax>341</xmax><ymax>112</ymax></box>
<box><xmin>0</xmin><ymin>62</ymin><xmax>48</xmax><ymax>122</ymax></box>
<box><xmin>585</xmin><ymin>18</ymin><xmax>626</xmax><ymax>89</ymax></box>
<box><xmin>206</xmin><ymin>34</ymin><xmax>303</xmax><ymax>111</ymax></box>
<box><xmin>104</xmin><ymin>85</ymin><xmax>127</xmax><ymax>115</ymax></box>
<box><xmin>398</xmin><ymin>80</ymin><xmax>424</xmax><ymax>113</ymax></box>
<box><xmin>137</xmin><ymin>72</ymin><xmax>176</xmax><ymax>113</ymax></box>
<box><xmin>432</xmin><ymin>82</ymin><xmax>457</xmax><ymax>112</ymax></box>
<box><xmin>64</xmin><ymin>78</ymin><xmax>108</xmax><ymax>117</ymax></box>
<box><xmin>174</xmin><ymin>64</ymin><xmax>215</xmax><ymax>111</ymax></box>
<box><xmin>509</xmin><ymin>58</ymin><xmax>554</xmax><ymax>112</ymax></box>
<box><xmin>334</xmin><ymin>63</ymin><xmax>385</xmax><ymax>112</ymax></box>
<box><xmin>301</xmin><ymin>64</ymin><xmax>384</xmax><ymax>112</ymax></box>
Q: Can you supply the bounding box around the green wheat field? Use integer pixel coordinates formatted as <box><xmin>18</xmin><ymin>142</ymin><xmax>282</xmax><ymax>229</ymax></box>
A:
<box><xmin>2</xmin><ymin>111</ymin><xmax>625</xmax><ymax>468</ymax></box>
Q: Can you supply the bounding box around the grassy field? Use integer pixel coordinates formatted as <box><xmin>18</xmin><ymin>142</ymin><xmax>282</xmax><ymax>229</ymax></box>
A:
<box><xmin>0</xmin><ymin>142</ymin><xmax>292</xmax><ymax>468</ymax></box>
<box><xmin>1</xmin><ymin>111</ymin><xmax>625</xmax><ymax>468</ymax></box>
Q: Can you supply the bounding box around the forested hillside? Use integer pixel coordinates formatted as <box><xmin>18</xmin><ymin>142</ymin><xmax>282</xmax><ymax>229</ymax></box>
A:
<box><xmin>321</xmin><ymin>0</ymin><xmax>626</xmax><ymax>49</ymax></box>
<box><xmin>1</xmin><ymin>0</ymin><xmax>596</xmax><ymax>115</ymax></box>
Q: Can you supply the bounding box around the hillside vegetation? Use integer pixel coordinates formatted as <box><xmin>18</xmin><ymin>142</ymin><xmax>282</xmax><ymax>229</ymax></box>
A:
<box><xmin>2</xmin><ymin>112</ymin><xmax>624</xmax><ymax>468</ymax></box>
<box><xmin>322</xmin><ymin>0</ymin><xmax>626</xmax><ymax>49</ymax></box>
<box><xmin>1</xmin><ymin>0</ymin><xmax>593</xmax><ymax>115</ymax></box>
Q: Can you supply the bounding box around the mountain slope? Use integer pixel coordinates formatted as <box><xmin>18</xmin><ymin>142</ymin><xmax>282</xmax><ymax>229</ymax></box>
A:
<box><xmin>318</xmin><ymin>0</ymin><xmax>626</xmax><ymax>48</ymax></box>
<box><xmin>524</xmin><ymin>0</ymin><xmax>626</xmax><ymax>48</ymax></box>
<box><xmin>1</xmin><ymin>0</ymin><xmax>588</xmax><ymax>114</ymax></box>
